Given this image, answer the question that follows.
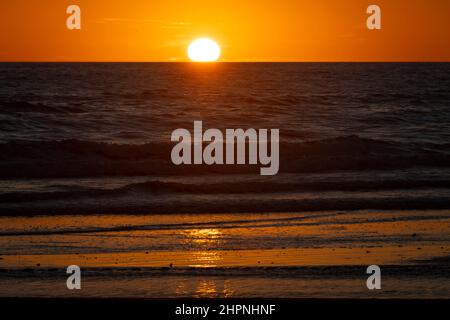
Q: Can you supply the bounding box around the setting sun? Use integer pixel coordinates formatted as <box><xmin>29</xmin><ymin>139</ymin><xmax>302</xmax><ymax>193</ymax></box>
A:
<box><xmin>187</xmin><ymin>38</ymin><xmax>221</xmax><ymax>62</ymax></box>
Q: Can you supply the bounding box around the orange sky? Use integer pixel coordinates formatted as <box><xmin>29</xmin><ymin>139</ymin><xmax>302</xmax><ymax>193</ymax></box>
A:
<box><xmin>1</xmin><ymin>0</ymin><xmax>449</xmax><ymax>62</ymax></box>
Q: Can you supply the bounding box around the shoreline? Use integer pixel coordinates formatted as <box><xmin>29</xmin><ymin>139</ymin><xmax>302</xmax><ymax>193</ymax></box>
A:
<box><xmin>1</xmin><ymin>209</ymin><xmax>448</xmax><ymax>298</ymax></box>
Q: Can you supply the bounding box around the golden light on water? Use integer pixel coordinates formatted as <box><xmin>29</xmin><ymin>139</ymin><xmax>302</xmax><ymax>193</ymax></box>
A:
<box><xmin>187</xmin><ymin>38</ymin><xmax>221</xmax><ymax>62</ymax></box>
<box><xmin>185</xmin><ymin>228</ymin><xmax>223</xmax><ymax>267</ymax></box>
<box><xmin>187</xmin><ymin>228</ymin><xmax>222</xmax><ymax>246</ymax></box>
<box><xmin>196</xmin><ymin>280</ymin><xmax>218</xmax><ymax>298</ymax></box>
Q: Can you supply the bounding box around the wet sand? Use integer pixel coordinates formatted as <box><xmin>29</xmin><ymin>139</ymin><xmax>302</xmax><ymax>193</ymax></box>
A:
<box><xmin>0</xmin><ymin>245</ymin><xmax>448</xmax><ymax>269</ymax></box>
<box><xmin>0</xmin><ymin>210</ymin><xmax>449</xmax><ymax>298</ymax></box>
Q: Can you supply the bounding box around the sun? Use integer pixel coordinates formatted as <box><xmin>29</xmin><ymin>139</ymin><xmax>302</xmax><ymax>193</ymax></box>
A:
<box><xmin>187</xmin><ymin>38</ymin><xmax>221</xmax><ymax>62</ymax></box>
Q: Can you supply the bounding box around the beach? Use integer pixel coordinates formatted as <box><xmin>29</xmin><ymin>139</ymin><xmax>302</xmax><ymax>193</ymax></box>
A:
<box><xmin>0</xmin><ymin>210</ymin><xmax>449</xmax><ymax>297</ymax></box>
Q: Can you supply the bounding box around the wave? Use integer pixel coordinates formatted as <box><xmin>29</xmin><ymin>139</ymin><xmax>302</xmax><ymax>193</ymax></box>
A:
<box><xmin>0</xmin><ymin>136</ymin><xmax>449</xmax><ymax>179</ymax></box>
<box><xmin>1</xmin><ymin>212</ymin><xmax>449</xmax><ymax>237</ymax></box>
<box><xmin>0</xmin><ymin>100</ymin><xmax>88</xmax><ymax>114</ymax></box>
<box><xmin>1</xmin><ymin>194</ymin><xmax>450</xmax><ymax>216</ymax></box>
<box><xmin>0</xmin><ymin>213</ymin><xmax>338</xmax><ymax>236</ymax></box>
<box><xmin>1</xmin><ymin>179</ymin><xmax>450</xmax><ymax>203</ymax></box>
<box><xmin>1</xmin><ymin>264</ymin><xmax>449</xmax><ymax>279</ymax></box>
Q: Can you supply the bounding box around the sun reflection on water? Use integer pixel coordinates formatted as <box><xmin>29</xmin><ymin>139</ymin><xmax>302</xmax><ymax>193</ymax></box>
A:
<box><xmin>195</xmin><ymin>279</ymin><xmax>236</xmax><ymax>298</ymax></box>
<box><xmin>185</xmin><ymin>228</ymin><xmax>222</xmax><ymax>246</ymax></box>
<box><xmin>184</xmin><ymin>228</ymin><xmax>223</xmax><ymax>267</ymax></box>
<box><xmin>190</xmin><ymin>251</ymin><xmax>222</xmax><ymax>267</ymax></box>
<box><xmin>196</xmin><ymin>280</ymin><xmax>218</xmax><ymax>298</ymax></box>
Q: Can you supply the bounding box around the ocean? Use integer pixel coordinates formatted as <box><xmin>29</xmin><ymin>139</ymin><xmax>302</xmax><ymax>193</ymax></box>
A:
<box><xmin>0</xmin><ymin>63</ymin><xmax>449</xmax><ymax>298</ymax></box>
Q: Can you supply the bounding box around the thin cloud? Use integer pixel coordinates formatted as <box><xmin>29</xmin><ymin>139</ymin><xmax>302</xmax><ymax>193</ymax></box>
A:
<box><xmin>95</xmin><ymin>18</ymin><xmax>191</xmax><ymax>29</ymax></box>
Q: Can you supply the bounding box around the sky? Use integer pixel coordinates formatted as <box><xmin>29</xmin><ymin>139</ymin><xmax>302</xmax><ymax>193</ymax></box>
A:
<box><xmin>0</xmin><ymin>0</ymin><xmax>449</xmax><ymax>62</ymax></box>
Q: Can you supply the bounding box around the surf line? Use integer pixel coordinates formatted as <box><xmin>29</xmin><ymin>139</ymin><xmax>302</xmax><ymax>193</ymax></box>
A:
<box><xmin>171</xmin><ymin>121</ymin><xmax>279</xmax><ymax>175</ymax></box>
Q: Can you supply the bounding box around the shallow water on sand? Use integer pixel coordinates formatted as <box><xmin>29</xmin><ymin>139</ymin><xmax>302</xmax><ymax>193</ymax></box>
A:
<box><xmin>0</xmin><ymin>210</ymin><xmax>449</xmax><ymax>297</ymax></box>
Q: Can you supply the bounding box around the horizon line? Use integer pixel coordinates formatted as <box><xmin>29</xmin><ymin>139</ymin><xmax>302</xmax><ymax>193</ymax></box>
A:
<box><xmin>1</xmin><ymin>61</ymin><xmax>450</xmax><ymax>63</ymax></box>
